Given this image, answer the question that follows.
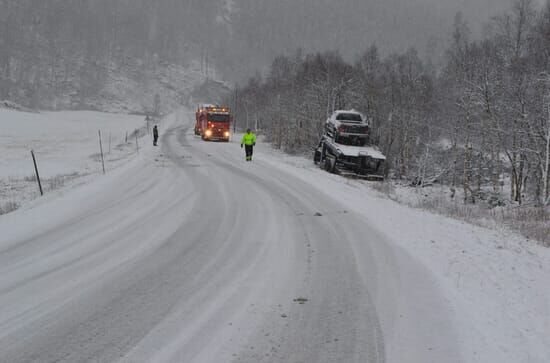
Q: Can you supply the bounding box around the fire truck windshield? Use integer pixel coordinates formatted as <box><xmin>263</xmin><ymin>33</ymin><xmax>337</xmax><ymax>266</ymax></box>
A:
<box><xmin>208</xmin><ymin>114</ymin><xmax>230</xmax><ymax>122</ymax></box>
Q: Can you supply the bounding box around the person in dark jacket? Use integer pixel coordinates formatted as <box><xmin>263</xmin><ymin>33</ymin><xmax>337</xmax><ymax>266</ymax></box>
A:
<box><xmin>240</xmin><ymin>129</ymin><xmax>257</xmax><ymax>161</ymax></box>
<box><xmin>153</xmin><ymin>125</ymin><xmax>159</xmax><ymax>146</ymax></box>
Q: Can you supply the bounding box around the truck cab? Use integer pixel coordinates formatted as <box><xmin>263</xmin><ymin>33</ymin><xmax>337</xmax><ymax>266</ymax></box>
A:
<box><xmin>195</xmin><ymin>105</ymin><xmax>232</xmax><ymax>142</ymax></box>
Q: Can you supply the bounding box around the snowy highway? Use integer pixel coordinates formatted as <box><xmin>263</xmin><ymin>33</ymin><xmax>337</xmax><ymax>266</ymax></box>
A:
<box><xmin>1</xmin><ymin>112</ymin><xmax>461</xmax><ymax>362</ymax></box>
<box><xmin>3</xmin><ymin>0</ymin><xmax>550</xmax><ymax>360</ymax></box>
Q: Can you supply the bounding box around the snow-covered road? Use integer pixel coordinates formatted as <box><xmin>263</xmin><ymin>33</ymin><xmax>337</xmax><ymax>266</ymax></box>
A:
<box><xmin>0</xmin><ymin>112</ymin><xmax>460</xmax><ymax>362</ymax></box>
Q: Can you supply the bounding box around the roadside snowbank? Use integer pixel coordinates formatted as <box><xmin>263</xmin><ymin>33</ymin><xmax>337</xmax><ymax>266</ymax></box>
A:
<box><xmin>254</xmin><ymin>141</ymin><xmax>550</xmax><ymax>363</ymax></box>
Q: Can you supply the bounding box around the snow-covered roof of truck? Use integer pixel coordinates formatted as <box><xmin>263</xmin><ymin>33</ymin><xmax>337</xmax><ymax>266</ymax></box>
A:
<box><xmin>198</xmin><ymin>103</ymin><xmax>218</xmax><ymax>109</ymax></box>
<box><xmin>333</xmin><ymin>109</ymin><xmax>362</xmax><ymax>116</ymax></box>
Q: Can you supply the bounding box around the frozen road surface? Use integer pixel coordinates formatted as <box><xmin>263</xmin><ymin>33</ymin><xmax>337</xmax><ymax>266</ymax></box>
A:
<box><xmin>0</xmin><ymin>112</ymin><xmax>459</xmax><ymax>362</ymax></box>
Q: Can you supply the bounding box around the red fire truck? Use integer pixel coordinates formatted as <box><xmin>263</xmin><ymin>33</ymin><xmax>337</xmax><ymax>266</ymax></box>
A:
<box><xmin>194</xmin><ymin>104</ymin><xmax>232</xmax><ymax>142</ymax></box>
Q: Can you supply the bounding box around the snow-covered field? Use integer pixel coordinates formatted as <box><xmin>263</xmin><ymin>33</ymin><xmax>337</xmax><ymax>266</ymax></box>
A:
<box><xmin>0</xmin><ymin>109</ymin><xmax>153</xmax><ymax>212</ymax></box>
<box><xmin>0</xmin><ymin>109</ymin><xmax>548</xmax><ymax>362</ymax></box>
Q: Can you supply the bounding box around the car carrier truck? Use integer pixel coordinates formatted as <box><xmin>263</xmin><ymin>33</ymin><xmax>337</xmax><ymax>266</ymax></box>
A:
<box><xmin>314</xmin><ymin>110</ymin><xmax>386</xmax><ymax>180</ymax></box>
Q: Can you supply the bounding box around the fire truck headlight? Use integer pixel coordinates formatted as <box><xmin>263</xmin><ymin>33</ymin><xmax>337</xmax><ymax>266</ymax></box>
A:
<box><xmin>224</xmin><ymin>131</ymin><xmax>230</xmax><ymax>137</ymax></box>
<box><xmin>205</xmin><ymin>130</ymin><xmax>212</xmax><ymax>137</ymax></box>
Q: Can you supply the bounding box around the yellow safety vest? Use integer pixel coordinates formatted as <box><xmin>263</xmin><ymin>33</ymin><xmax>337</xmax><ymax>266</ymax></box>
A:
<box><xmin>241</xmin><ymin>133</ymin><xmax>256</xmax><ymax>146</ymax></box>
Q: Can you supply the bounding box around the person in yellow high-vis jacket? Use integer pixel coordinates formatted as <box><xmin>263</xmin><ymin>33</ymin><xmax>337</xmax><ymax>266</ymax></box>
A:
<box><xmin>240</xmin><ymin>129</ymin><xmax>257</xmax><ymax>161</ymax></box>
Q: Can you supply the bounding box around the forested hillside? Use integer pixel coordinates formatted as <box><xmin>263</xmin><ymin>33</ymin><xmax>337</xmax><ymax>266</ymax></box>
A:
<box><xmin>1</xmin><ymin>0</ymin><xmax>516</xmax><ymax>110</ymax></box>
<box><xmin>233</xmin><ymin>1</ymin><xmax>550</xmax><ymax>210</ymax></box>
<box><xmin>0</xmin><ymin>0</ymin><xmax>229</xmax><ymax>110</ymax></box>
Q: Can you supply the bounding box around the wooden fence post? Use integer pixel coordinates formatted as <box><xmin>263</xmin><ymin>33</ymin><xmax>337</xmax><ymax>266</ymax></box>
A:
<box><xmin>98</xmin><ymin>130</ymin><xmax>105</xmax><ymax>174</ymax></box>
<box><xmin>30</xmin><ymin>150</ymin><xmax>43</xmax><ymax>196</ymax></box>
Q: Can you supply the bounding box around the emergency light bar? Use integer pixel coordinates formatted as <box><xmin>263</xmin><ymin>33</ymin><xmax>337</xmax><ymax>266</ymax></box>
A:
<box><xmin>199</xmin><ymin>106</ymin><xmax>231</xmax><ymax>113</ymax></box>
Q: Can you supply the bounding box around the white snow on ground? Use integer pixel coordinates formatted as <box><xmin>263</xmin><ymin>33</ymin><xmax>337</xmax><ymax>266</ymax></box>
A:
<box><xmin>253</xmin><ymin>140</ymin><xmax>550</xmax><ymax>363</ymax></box>
<box><xmin>1</xmin><ymin>109</ymin><xmax>148</xmax><ymax>178</ymax></box>
<box><xmin>0</xmin><ymin>111</ymin><xmax>548</xmax><ymax>362</ymax></box>
<box><xmin>0</xmin><ymin>109</ymin><xmax>155</xmax><ymax>211</ymax></box>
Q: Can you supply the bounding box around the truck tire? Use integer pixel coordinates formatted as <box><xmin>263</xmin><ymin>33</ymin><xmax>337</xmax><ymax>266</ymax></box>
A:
<box><xmin>314</xmin><ymin>149</ymin><xmax>322</xmax><ymax>164</ymax></box>
<box><xmin>324</xmin><ymin>156</ymin><xmax>336</xmax><ymax>173</ymax></box>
